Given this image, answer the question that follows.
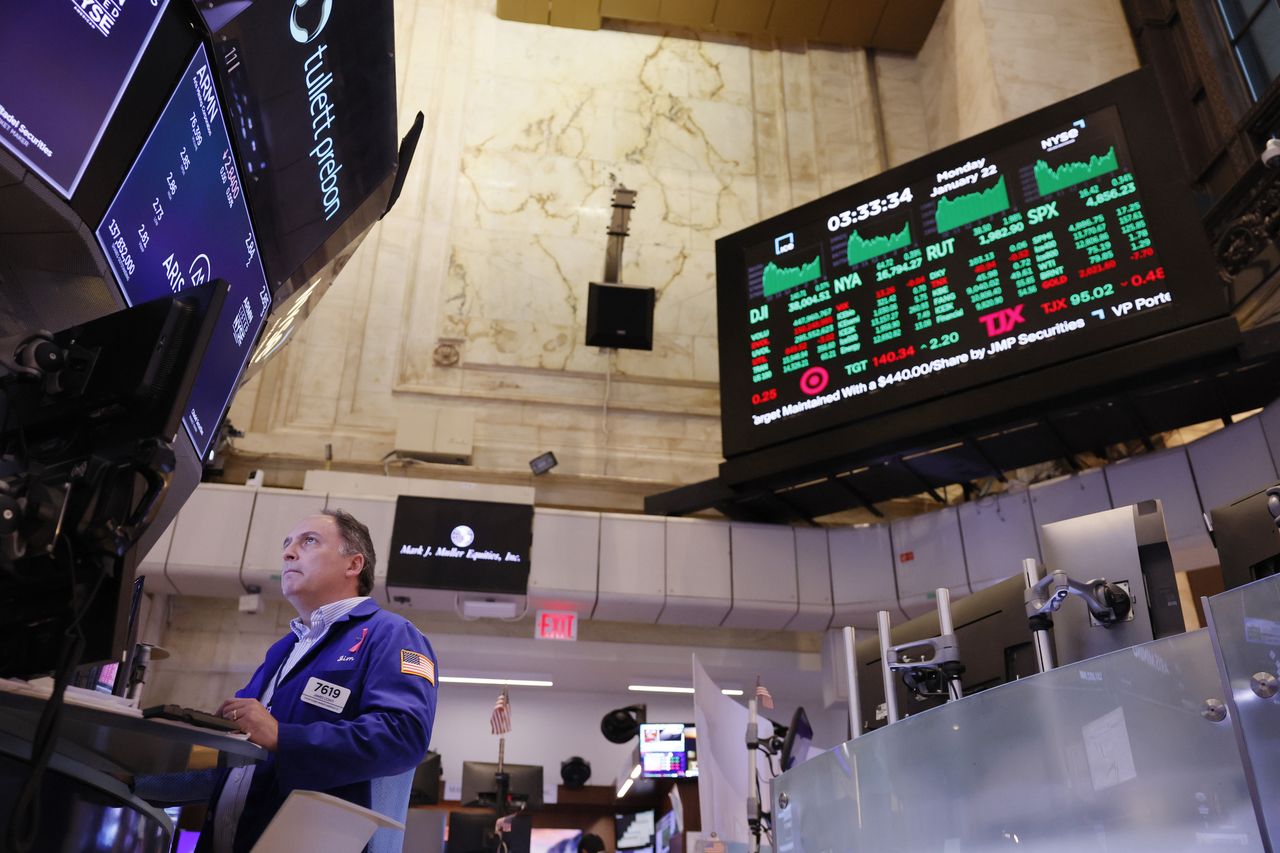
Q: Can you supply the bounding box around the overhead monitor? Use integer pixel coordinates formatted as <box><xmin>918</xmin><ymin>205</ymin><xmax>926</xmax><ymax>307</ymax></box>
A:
<box><xmin>639</xmin><ymin>723</ymin><xmax>698</xmax><ymax>779</ymax></box>
<box><xmin>0</xmin><ymin>1</ymin><xmax>170</xmax><ymax>197</ymax></box>
<box><xmin>716</xmin><ymin>69</ymin><xmax>1227</xmax><ymax>459</ymax></box>
<box><xmin>198</xmin><ymin>0</ymin><xmax>398</xmax><ymax>292</ymax></box>
<box><xmin>386</xmin><ymin>496</ymin><xmax>533</xmax><ymax>596</ymax></box>
<box><xmin>94</xmin><ymin>43</ymin><xmax>271</xmax><ymax>459</ymax></box>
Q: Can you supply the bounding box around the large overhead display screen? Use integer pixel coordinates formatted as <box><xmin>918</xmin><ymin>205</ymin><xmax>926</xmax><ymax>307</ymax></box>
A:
<box><xmin>199</xmin><ymin>0</ymin><xmax>397</xmax><ymax>289</ymax></box>
<box><xmin>0</xmin><ymin>0</ymin><xmax>169</xmax><ymax>197</ymax></box>
<box><xmin>95</xmin><ymin>44</ymin><xmax>271</xmax><ymax>459</ymax></box>
<box><xmin>716</xmin><ymin>71</ymin><xmax>1227</xmax><ymax>459</ymax></box>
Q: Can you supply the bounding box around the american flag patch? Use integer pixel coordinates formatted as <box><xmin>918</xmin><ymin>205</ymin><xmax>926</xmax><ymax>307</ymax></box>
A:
<box><xmin>401</xmin><ymin>649</ymin><xmax>436</xmax><ymax>684</ymax></box>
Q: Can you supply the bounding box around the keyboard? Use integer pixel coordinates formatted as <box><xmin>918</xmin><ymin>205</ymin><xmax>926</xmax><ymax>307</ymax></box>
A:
<box><xmin>143</xmin><ymin>704</ymin><xmax>242</xmax><ymax>732</ymax></box>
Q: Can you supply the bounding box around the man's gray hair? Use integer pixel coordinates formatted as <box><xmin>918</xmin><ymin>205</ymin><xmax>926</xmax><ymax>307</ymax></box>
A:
<box><xmin>323</xmin><ymin>508</ymin><xmax>376</xmax><ymax>596</ymax></box>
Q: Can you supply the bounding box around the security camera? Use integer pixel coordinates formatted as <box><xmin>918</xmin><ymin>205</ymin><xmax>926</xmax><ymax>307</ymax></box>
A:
<box><xmin>1264</xmin><ymin>137</ymin><xmax>1280</xmax><ymax>169</ymax></box>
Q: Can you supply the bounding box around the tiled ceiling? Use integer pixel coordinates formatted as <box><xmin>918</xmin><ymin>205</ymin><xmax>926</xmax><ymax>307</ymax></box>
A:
<box><xmin>496</xmin><ymin>0</ymin><xmax>945</xmax><ymax>52</ymax></box>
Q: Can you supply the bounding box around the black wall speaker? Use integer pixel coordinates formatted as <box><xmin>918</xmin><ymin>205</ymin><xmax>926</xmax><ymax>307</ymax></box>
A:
<box><xmin>585</xmin><ymin>282</ymin><xmax>655</xmax><ymax>350</ymax></box>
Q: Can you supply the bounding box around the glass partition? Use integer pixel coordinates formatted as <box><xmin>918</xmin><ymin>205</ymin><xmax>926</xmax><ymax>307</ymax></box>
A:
<box><xmin>1205</xmin><ymin>572</ymin><xmax>1280</xmax><ymax>849</ymax></box>
<box><xmin>773</xmin><ymin>629</ymin><xmax>1264</xmax><ymax>852</ymax></box>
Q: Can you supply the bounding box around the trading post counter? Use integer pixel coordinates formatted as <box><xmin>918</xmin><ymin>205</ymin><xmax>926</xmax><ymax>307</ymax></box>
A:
<box><xmin>0</xmin><ymin>683</ymin><xmax>266</xmax><ymax>852</ymax></box>
<box><xmin>773</xmin><ymin>574</ymin><xmax>1280</xmax><ymax>852</ymax></box>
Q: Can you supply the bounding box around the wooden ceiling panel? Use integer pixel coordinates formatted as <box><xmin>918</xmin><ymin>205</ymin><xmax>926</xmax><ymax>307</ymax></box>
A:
<box><xmin>869</xmin><ymin>0</ymin><xmax>942</xmax><ymax>52</ymax></box>
<box><xmin>712</xmin><ymin>0</ymin><xmax>773</xmax><ymax>34</ymax></box>
<box><xmin>508</xmin><ymin>0</ymin><xmax>939</xmax><ymax>51</ymax></box>
<box><xmin>657</xmin><ymin>0</ymin><xmax>716</xmax><ymax>28</ymax></box>
<box><xmin>600</xmin><ymin>0</ymin><xmax>660</xmax><ymax>23</ymax></box>
<box><xmin>765</xmin><ymin>0</ymin><xmax>830</xmax><ymax>41</ymax></box>
<box><xmin>817</xmin><ymin>0</ymin><xmax>887</xmax><ymax>46</ymax></box>
<box><xmin>497</xmin><ymin>0</ymin><xmax>551</xmax><ymax>25</ymax></box>
<box><xmin>549</xmin><ymin>0</ymin><xmax>603</xmax><ymax>30</ymax></box>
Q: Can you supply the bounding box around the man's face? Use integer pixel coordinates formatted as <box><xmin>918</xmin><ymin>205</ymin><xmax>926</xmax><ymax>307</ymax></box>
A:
<box><xmin>280</xmin><ymin>514</ymin><xmax>362</xmax><ymax>613</ymax></box>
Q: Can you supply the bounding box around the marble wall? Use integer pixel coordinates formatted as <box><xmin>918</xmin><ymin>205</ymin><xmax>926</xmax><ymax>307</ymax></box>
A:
<box><xmin>227</xmin><ymin>0</ymin><xmax>1139</xmax><ymax>509</ymax></box>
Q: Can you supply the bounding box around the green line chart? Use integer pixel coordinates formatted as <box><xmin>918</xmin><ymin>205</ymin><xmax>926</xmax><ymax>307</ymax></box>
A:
<box><xmin>846</xmin><ymin>222</ymin><xmax>912</xmax><ymax>267</ymax></box>
<box><xmin>935</xmin><ymin>176</ymin><xmax>1010</xmax><ymax>233</ymax></box>
<box><xmin>763</xmin><ymin>255</ymin><xmax>823</xmax><ymax>296</ymax></box>
<box><xmin>1034</xmin><ymin>146</ymin><xmax>1119</xmax><ymax>195</ymax></box>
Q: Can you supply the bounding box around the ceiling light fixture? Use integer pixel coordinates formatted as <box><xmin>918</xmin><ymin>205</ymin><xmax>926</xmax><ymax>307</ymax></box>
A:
<box><xmin>440</xmin><ymin>676</ymin><xmax>554</xmax><ymax>687</ymax></box>
<box><xmin>628</xmin><ymin>684</ymin><xmax>743</xmax><ymax>696</ymax></box>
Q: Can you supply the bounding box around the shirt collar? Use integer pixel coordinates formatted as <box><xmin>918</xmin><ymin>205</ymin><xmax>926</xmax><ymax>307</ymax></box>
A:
<box><xmin>289</xmin><ymin>595</ymin><xmax>370</xmax><ymax>641</ymax></box>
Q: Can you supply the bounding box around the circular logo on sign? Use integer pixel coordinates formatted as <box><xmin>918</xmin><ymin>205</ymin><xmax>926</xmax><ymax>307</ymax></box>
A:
<box><xmin>799</xmin><ymin>366</ymin><xmax>829</xmax><ymax>396</ymax></box>
<box><xmin>451</xmin><ymin>525</ymin><xmax>475</xmax><ymax>547</ymax></box>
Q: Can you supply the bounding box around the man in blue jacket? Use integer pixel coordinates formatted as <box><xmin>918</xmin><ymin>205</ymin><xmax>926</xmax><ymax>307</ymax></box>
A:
<box><xmin>202</xmin><ymin>508</ymin><xmax>438</xmax><ymax>853</ymax></box>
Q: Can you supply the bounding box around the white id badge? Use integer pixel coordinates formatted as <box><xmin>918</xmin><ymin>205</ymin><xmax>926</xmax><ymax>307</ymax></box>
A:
<box><xmin>300</xmin><ymin>677</ymin><xmax>351</xmax><ymax>714</ymax></box>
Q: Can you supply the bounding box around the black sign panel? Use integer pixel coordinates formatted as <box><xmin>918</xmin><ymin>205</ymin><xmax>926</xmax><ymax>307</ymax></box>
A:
<box><xmin>200</xmin><ymin>0</ymin><xmax>398</xmax><ymax>288</ymax></box>
<box><xmin>387</xmin><ymin>496</ymin><xmax>533</xmax><ymax>596</ymax></box>
<box><xmin>716</xmin><ymin>70</ymin><xmax>1227</xmax><ymax>459</ymax></box>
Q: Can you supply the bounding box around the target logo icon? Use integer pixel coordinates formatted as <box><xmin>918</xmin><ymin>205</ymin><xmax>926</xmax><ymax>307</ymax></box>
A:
<box><xmin>799</xmin><ymin>366</ymin><xmax>829</xmax><ymax>396</ymax></box>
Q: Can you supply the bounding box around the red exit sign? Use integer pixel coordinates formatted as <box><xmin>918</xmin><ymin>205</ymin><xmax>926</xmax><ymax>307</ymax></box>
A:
<box><xmin>535</xmin><ymin>609</ymin><xmax>578</xmax><ymax>641</ymax></box>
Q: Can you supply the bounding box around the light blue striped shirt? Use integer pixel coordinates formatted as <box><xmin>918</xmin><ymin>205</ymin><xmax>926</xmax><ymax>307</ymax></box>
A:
<box><xmin>262</xmin><ymin>596</ymin><xmax>370</xmax><ymax>708</ymax></box>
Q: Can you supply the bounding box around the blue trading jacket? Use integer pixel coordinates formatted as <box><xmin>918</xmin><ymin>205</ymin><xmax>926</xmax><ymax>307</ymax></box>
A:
<box><xmin>200</xmin><ymin>600</ymin><xmax>438</xmax><ymax>852</ymax></box>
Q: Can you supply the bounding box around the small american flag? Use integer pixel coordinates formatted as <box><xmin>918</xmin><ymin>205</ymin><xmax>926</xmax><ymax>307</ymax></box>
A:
<box><xmin>703</xmin><ymin>837</ymin><xmax>726</xmax><ymax>853</ymax></box>
<box><xmin>755</xmin><ymin>676</ymin><xmax>774</xmax><ymax>710</ymax></box>
<box><xmin>401</xmin><ymin>649</ymin><xmax>436</xmax><ymax>684</ymax></box>
<box><xmin>490</xmin><ymin>688</ymin><xmax>512</xmax><ymax>735</ymax></box>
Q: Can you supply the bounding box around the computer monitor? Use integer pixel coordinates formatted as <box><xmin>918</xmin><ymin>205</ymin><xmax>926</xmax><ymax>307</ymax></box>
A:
<box><xmin>529</xmin><ymin>829</ymin><xmax>581</xmax><ymax>853</ymax></box>
<box><xmin>638</xmin><ymin>723</ymin><xmax>698</xmax><ymax>779</ymax></box>
<box><xmin>73</xmin><ymin>574</ymin><xmax>145</xmax><ymax>695</ymax></box>
<box><xmin>1038</xmin><ymin>500</ymin><xmax>1182</xmax><ymax>665</ymax></box>
<box><xmin>779</xmin><ymin>706</ymin><xmax>813</xmax><ymax>772</ymax></box>
<box><xmin>851</xmin><ymin>500</ymin><xmax>1181</xmax><ymax>731</ymax></box>
<box><xmin>0</xmin><ymin>287</ymin><xmax>222</xmax><ymax>678</ymax></box>
<box><xmin>615</xmin><ymin>810</ymin><xmax>655</xmax><ymax>851</ymax></box>
<box><xmin>853</xmin><ymin>573</ymin><xmax>1038</xmax><ymax>733</ymax></box>
<box><xmin>459</xmin><ymin>761</ymin><xmax>543</xmax><ymax>811</ymax></box>
<box><xmin>653</xmin><ymin>809</ymin><xmax>679</xmax><ymax>853</ymax></box>
<box><xmin>1209</xmin><ymin>483</ymin><xmax>1280</xmax><ymax>591</ymax></box>
<box><xmin>410</xmin><ymin>751</ymin><xmax>442</xmax><ymax>805</ymax></box>
<box><xmin>447</xmin><ymin>811</ymin><xmax>531</xmax><ymax>853</ymax></box>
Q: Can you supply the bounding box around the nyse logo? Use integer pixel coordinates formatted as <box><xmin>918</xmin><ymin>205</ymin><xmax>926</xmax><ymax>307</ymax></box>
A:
<box><xmin>774</xmin><ymin>232</ymin><xmax>795</xmax><ymax>255</ymax></box>
<box><xmin>978</xmin><ymin>305</ymin><xmax>1025</xmax><ymax>337</ymax></box>
<box><xmin>1041</xmin><ymin>127</ymin><xmax>1079</xmax><ymax>151</ymax></box>
<box><xmin>289</xmin><ymin>0</ymin><xmax>333</xmax><ymax>43</ymax></box>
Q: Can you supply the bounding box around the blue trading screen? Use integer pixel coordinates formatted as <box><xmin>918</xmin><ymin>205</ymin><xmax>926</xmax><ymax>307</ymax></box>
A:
<box><xmin>96</xmin><ymin>44</ymin><xmax>270</xmax><ymax>459</ymax></box>
<box><xmin>0</xmin><ymin>0</ymin><xmax>169</xmax><ymax>197</ymax></box>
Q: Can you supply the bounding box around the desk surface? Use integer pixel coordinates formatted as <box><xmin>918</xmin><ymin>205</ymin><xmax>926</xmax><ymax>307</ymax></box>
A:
<box><xmin>0</xmin><ymin>682</ymin><xmax>266</xmax><ymax>776</ymax></box>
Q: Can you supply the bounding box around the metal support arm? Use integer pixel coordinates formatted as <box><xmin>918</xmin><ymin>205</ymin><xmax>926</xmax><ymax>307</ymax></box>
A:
<box><xmin>1024</xmin><ymin>569</ymin><xmax>1132</xmax><ymax>627</ymax></box>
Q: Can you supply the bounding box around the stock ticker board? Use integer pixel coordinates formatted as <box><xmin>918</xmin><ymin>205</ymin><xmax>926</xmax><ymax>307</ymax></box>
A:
<box><xmin>717</xmin><ymin>91</ymin><xmax>1226</xmax><ymax>459</ymax></box>
<box><xmin>95</xmin><ymin>45</ymin><xmax>270</xmax><ymax>460</ymax></box>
